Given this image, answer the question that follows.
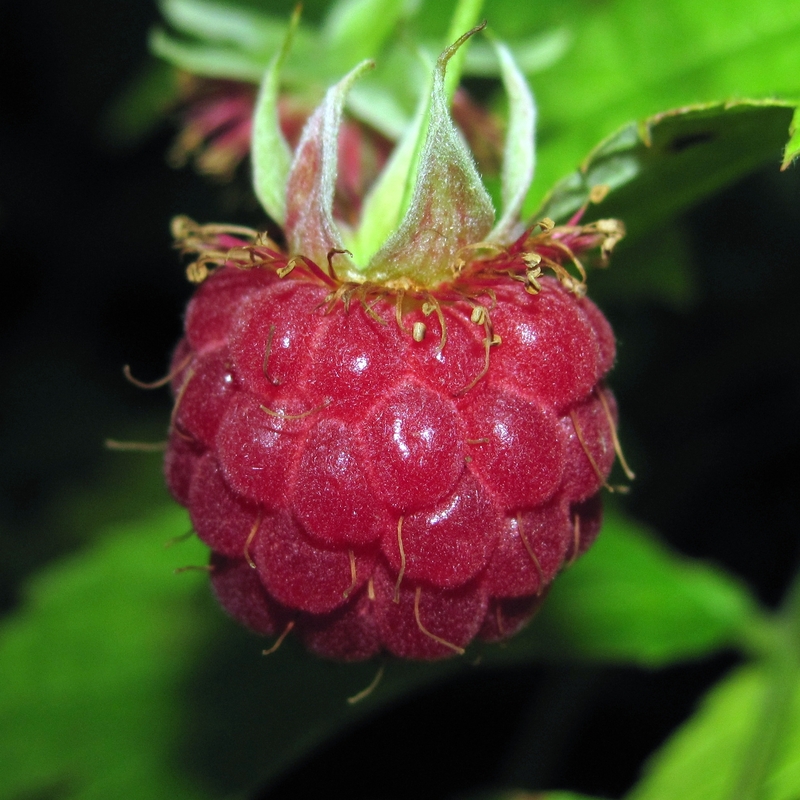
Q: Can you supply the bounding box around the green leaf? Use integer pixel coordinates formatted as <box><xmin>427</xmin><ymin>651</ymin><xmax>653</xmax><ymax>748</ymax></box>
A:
<box><xmin>149</xmin><ymin>20</ymin><xmax>320</xmax><ymax>85</ymax></box>
<box><xmin>627</xmin><ymin>659</ymin><xmax>800</xmax><ymax>800</ymax></box>
<box><xmin>0</xmin><ymin>496</ymin><xmax>774</xmax><ymax>797</ymax></box>
<box><xmin>0</xmin><ymin>506</ymin><xmax>212</xmax><ymax>800</ymax></box>
<box><xmin>461</xmin><ymin>29</ymin><xmax>571</xmax><ymax>77</ymax></box>
<box><xmin>783</xmin><ymin>105</ymin><xmax>800</xmax><ymax>170</ymax></box>
<box><xmin>252</xmin><ymin>10</ymin><xmax>298</xmax><ymax>226</ymax></box>
<box><xmin>322</xmin><ymin>0</ymin><xmax>415</xmax><ymax>71</ymax></box>
<box><xmin>0</xmin><ymin>504</ymin><xmax>461</xmax><ymax>798</ymax></box>
<box><xmin>487</xmin><ymin>508</ymin><xmax>766</xmax><ymax>667</ymax></box>
<box><xmin>537</xmin><ymin>101</ymin><xmax>797</xmax><ymax>236</ymax></box>
<box><xmin>159</xmin><ymin>0</ymin><xmax>284</xmax><ymax>52</ymax></box>
<box><xmin>523</xmin><ymin>0</ymin><xmax>800</xmax><ymax>209</ymax></box>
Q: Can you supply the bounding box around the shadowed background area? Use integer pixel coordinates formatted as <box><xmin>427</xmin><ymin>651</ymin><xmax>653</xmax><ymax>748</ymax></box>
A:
<box><xmin>1</xmin><ymin>1</ymin><xmax>798</xmax><ymax>798</ymax></box>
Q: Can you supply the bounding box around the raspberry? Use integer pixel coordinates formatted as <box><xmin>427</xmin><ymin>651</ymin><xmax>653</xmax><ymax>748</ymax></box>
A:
<box><xmin>159</xmin><ymin>25</ymin><xmax>628</xmax><ymax>661</ymax></box>
<box><xmin>165</xmin><ymin>266</ymin><xmax>622</xmax><ymax>659</ymax></box>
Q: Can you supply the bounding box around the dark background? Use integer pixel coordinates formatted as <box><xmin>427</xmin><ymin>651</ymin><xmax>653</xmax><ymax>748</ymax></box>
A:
<box><xmin>1</xmin><ymin>1</ymin><xmax>798</xmax><ymax>798</ymax></box>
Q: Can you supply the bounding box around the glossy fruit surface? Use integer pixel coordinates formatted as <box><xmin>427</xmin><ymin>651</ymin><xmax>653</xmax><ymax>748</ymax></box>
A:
<box><xmin>165</xmin><ymin>265</ymin><xmax>618</xmax><ymax>660</ymax></box>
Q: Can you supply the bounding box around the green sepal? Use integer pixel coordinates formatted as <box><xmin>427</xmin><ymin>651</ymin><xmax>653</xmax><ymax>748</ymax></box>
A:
<box><xmin>251</xmin><ymin>9</ymin><xmax>299</xmax><ymax>226</ymax></box>
<box><xmin>488</xmin><ymin>38</ymin><xmax>537</xmax><ymax>244</ymax></box>
<box><xmin>365</xmin><ymin>26</ymin><xmax>494</xmax><ymax>286</ymax></box>
<box><xmin>285</xmin><ymin>60</ymin><xmax>375</xmax><ymax>268</ymax></box>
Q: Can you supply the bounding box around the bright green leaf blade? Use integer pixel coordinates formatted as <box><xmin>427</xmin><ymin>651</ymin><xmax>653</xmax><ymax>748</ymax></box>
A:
<box><xmin>537</xmin><ymin>101</ymin><xmax>797</xmax><ymax>235</ymax></box>
<box><xmin>486</xmin><ymin>508</ymin><xmax>766</xmax><ymax>667</ymax></box>
<box><xmin>323</xmin><ymin>0</ymin><xmax>413</xmax><ymax>70</ymax></box>
<box><xmin>159</xmin><ymin>0</ymin><xmax>283</xmax><ymax>52</ymax></box>
<box><xmin>461</xmin><ymin>29</ymin><xmax>571</xmax><ymax>77</ymax></box>
<box><xmin>627</xmin><ymin>659</ymin><xmax>800</xmax><ymax>800</ymax></box>
<box><xmin>149</xmin><ymin>24</ymin><xmax>321</xmax><ymax>84</ymax></box>
<box><xmin>0</xmin><ymin>501</ymin><xmax>771</xmax><ymax>798</ymax></box>
<box><xmin>524</xmin><ymin>0</ymin><xmax>800</xmax><ymax>209</ymax></box>
<box><xmin>783</xmin><ymin>106</ymin><xmax>800</xmax><ymax>169</ymax></box>
<box><xmin>0</xmin><ymin>506</ymin><xmax>212</xmax><ymax>800</ymax></box>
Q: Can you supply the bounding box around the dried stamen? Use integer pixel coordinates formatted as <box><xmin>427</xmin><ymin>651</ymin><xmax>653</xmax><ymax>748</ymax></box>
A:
<box><xmin>420</xmin><ymin>293</ymin><xmax>448</xmax><ymax>354</ymax></box>
<box><xmin>347</xmin><ymin>663</ymin><xmax>386</xmax><ymax>705</ymax></box>
<box><xmin>597</xmin><ymin>389</ymin><xmax>636</xmax><ymax>481</ymax></box>
<box><xmin>174</xmin><ymin>564</ymin><xmax>214</xmax><ymax>574</ymax></box>
<box><xmin>516</xmin><ymin>513</ymin><xmax>545</xmax><ymax>594</ymax></box>
<box><xmin>260</xmin><ymin>324</ymin><xmax>282</xmax><ymax>385</ymax></box>
<box><xmin>360</xmin><ymin>294</ymin><xmax>389</xmax><ymax>326</ymax></box>
<box><xmin>260</xmin><ymin>398</ymin><xmax>331</xmax><ymax>421</ymax></box>
<box><xmin>164</xmin><ymin>529</ymin><xmax>195</xmax><ymax>548</ymax></box>
<box><xmin>262</xmin><ymin>620</ymin><xmax>295</xmax><ymax>656</ymax></box>
<box><xmin>394</xmin><ymin>290</ymin><xmax>410</xmax><ymax>334</ymax></box>
<box><xmin>393</xmin><ymin>516</ymin><xmax>406</xmax><ymax>604</ymax></box>
<box><xmin>244</xmin><ymin>511</ymin><xmax>262</xmax><ymax>569</ymax></box>
<box><xmin>455</xmin><ymin>313</ymin><xmax>498</xmax><ymax>396</ymax></box>
<box><xmin>414</xmin><ymin>587</ymin><xmax>465</xmax><ymax>655</ymax></box>
<box><xmin>326</xmin><ymin>249</ymin><xmax>353</xmax><ymax>282</ymax></box>
<box><xmin>123</xmin><ymin>353</ymin><xmax>193</xmax><ymax>390</ymax></box>
<box><xmin>569</xmin><ymin>410</ymin><xmax>614</xmax><ymax>493</ymax></box>
<box><xmin>169</xmin><ymin>365</ymin><xmax>197</xmax><ymax>442</ymax></box>
<box><xmin>343</xmin><ymin>549</ymin><xmax>358</xmax><ymax>599</ymax></box>
<box><xmin>567</xmin><ymin>512</ymin><xmax>581</xmax><ymax>567</ymax></box>
<box><xmin>495</xmin><ymin>604</ymin><xmax>506</xmax><ymax>637</ymax></box>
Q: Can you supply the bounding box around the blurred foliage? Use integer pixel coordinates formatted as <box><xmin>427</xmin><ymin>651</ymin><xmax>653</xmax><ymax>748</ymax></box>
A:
<box><xmin>109</xmin><ymin>0</ymin><xmax>800</xmax><ymax>217</ymax></box>
<box><xmin>0</xmin><ymin>495</ymin><xmax>793</xmax><ymax>799</ymax></box>
<box><xmin>104</xmin><ymin>0</ymin><xmax>800</xmax><ymax>311</ymax></box>
<box><xmin>489</xmin><ymin>506</ymin><xmax>767</xmax><ymax>668</ymax></box>
<box><xmin>3</xmin><ymin>0</ymin><xmax>800</xmax><ymax>798</ymax></box>
<box><xmin>628</xmin><ymin>661</ymin><xmax>800</xmax><ymax>800</ymax></box>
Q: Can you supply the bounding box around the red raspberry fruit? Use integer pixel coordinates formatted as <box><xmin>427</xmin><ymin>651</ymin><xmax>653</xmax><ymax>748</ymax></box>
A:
<box><xmin>159</xmin><ymin>25</ymin><xmax>628</xmax><ymax>661</ymax></box>
<box><xmin>165</xmin><ymin>264</ymin><xmax>622</xmax><ymax>660</ymax></box>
